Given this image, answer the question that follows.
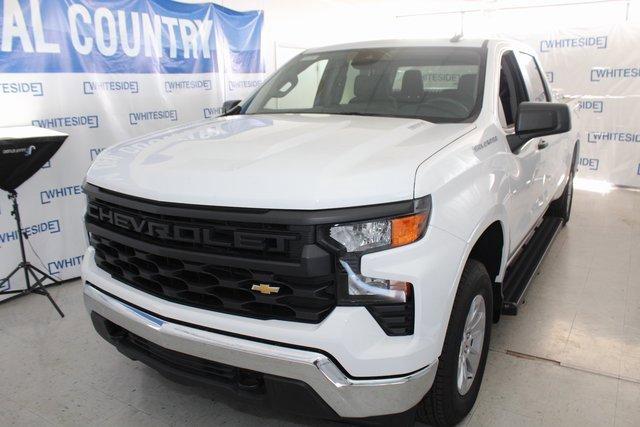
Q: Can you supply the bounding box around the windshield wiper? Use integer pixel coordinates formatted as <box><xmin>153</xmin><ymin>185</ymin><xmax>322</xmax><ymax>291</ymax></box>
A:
<box><xmin>333</xmin><ymin>112</ymin><xmax>396</xmax><ymax>118</ymax></box>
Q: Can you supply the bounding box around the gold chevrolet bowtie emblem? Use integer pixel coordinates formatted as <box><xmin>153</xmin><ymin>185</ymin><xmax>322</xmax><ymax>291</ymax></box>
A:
<box><xmin>251</xmin><ymin>283</ymin><xmax>280</xmax><ymax>295</ymax></box>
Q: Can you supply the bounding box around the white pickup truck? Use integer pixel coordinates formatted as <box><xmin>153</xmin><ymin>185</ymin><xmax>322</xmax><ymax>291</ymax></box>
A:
<box><xmin>82</xmin><ymin>38</ymin><xmax>577</xmax><ymax>426</ymax></box>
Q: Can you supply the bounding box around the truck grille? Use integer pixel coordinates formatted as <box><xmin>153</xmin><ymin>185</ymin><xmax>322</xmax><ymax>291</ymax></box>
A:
<box><xmin>85</xmin><ymin>185</ymin><xmax>336</xmax><ymax>323</ymax></box>
<box><xmin>85</xmin><ymin>194</ymin><xmax>313</xmax><ymax>262</ymax></box>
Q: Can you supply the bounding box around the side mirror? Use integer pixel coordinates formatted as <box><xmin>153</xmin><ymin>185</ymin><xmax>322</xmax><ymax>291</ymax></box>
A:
<box><xmin>508</xmin><ymin>102</ymin><xmax>571</xmax><ymax>151</ymax></box>
<box><xmin>221</xmin><ymin>99</ymin><xmax>241</xmax><ymax>115</ymax></box>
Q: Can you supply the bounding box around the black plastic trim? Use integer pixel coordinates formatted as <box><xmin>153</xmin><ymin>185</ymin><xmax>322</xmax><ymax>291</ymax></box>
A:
<box><xmin>366</xmin><ymin>301</ymin><xmax>415</xmax><ymax>336</ymax></box>
<box><xmin>501</xmin><ymin>216</ymin><xmax>563</xmax><ymax>315</ymax></box>
<box><xmin>86</xmin><ymin>222</ymin><xmax>324</xmax><ymax>277</ymax></box>
<box><xmin>86</xmin><ymin>281</ymin><xmax>428</xmax><ymax>380</ymax></box>
<box><xmin>84</xmin><ymin>183</ymin><xmax>415</xmax><ymax>226</ymax></box>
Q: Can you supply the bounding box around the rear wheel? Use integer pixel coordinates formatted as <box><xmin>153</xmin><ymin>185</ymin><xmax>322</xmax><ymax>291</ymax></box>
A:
<box><xmin>417</xmin><ymin>260</ymin><xmax>492</xmax><ymax>426</ymax></box>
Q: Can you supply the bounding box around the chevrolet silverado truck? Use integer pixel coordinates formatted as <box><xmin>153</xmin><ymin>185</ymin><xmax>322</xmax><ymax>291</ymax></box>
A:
<box><xmin>82</xmin><ymin>38</ymin><xmax>578</xmax><ymax>426</ymax></box>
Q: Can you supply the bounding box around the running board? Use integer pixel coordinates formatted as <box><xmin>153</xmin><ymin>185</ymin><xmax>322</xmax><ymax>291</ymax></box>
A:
<box><xmin>501</xmin><ymin>216</ymin><xmax>563</xmax><ymax>315</ymax></box>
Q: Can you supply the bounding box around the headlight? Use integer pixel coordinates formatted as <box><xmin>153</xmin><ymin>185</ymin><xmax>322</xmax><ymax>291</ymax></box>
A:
<box><xmin>322</xmin><ymin>195</ymin><xmax>431</xmax><ymax>305</ymax></box>
<box><xmin>328</xmin><ymin>196</ymin><xmax>431</xmax><ymax>254</ymax></box>
<box><xmin>329</xmin><ymin>220</ymin><xmax>391</xmax><ymax>252</ymax></box>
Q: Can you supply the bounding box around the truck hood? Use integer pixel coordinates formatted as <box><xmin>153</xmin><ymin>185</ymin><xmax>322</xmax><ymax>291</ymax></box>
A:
<box><xmin>87</xmin><ymin>114</ymin><xmax>473</xmax><ymax>209</ymax></box>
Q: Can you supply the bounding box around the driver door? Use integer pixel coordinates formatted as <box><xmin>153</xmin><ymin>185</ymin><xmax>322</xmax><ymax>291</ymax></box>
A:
<box><xmin>498</xmin><ymin>51</ymin><xmax>546</xmax><ymax>256</ymax></box>
<box><xmin>515</xmin><ymin>52</ymin><xmax>564</xmax><ymax>207</ymax></box>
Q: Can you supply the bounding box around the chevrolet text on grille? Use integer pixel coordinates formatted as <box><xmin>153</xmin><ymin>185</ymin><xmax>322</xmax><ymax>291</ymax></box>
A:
<box><xmin>87</xmin><ymin>203</ymin><xmax>296</xmax><ymax>252</ymax></box>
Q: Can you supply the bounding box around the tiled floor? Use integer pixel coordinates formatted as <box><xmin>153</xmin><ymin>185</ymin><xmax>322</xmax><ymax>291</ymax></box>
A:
<box><xmin>1</xmin><ymin>187</ymin><xmax>639</xmax><ymax>426</ymax></box>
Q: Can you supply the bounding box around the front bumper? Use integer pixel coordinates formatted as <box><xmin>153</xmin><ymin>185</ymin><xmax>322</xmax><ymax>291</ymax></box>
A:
<box><xmin>84</xmin><ymin>283</ymin><xmax>437</xmax><ymax>419</ymax></box>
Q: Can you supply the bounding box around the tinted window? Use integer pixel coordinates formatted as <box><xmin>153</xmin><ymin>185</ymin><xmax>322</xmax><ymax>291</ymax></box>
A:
<box><xmin>390</xmin><ymin>65</ymin><xmax>480</xmax><ymax>91</ymax></box>
<box><xmin>517</xmin><ymin>52</ymin><xmax>549</xmax><ymax>103</ymax></box>
<box><xmin>245</xmin><ymin>47</ymin><xmax>485</xmax><ymax>123</ymax></box>
<box><xmin>498</xmin><ymin>52</ymin><xmax>528</xmax><ymax>128</ymax></box>
<box><xmin>264</xmin><ymin>59</ymin><xmax>328</xmax><ymax>110</ymax></box>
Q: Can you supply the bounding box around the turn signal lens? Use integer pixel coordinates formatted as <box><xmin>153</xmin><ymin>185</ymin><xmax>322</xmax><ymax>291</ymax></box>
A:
<box><xmin>391</xmin><ymin>213</ymin><xmax>428</xmax><ymax>247</ymax></box>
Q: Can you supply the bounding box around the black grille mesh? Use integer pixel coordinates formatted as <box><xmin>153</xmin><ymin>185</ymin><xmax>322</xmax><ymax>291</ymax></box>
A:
<box><xmin>366</xmin><ymin>304</ymin><xmax>415</xmax><ymax>336</ymax></box>
<box><xmin>91</xmin><ymin>234</ymin><xmax>336</xmax><ymax>322</ymax></box>
<box><xmin>119</xmin><ymin>328</ymin><xmax>266</xmax><ymax>393</ymax></box>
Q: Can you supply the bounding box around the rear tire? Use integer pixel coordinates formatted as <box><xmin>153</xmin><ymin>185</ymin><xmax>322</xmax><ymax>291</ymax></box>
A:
<box><xmin>417</xmin><ymin>260</ymin><xmax>492</xmax><ymax>426</ymax></box>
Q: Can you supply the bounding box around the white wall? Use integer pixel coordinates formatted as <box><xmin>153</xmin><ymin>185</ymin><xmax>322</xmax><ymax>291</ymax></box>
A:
<box><xmin>181</xmin><ymin>0</ymin><xmax>640</xmax><ymax>67</ymax></box>
<box><xmin>390</xmin><ymin>0</ymin><xmax>639</xmax><ymax>39</ymax></box>
<box><xmin>180</xmin><ymin>0</ymin><xmax>393</xmax><ymax>70</ymax></box>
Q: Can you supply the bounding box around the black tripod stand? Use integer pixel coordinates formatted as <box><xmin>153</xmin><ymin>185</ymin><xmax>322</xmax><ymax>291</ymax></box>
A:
<box><xmin>0</xmin><ymin>190</ymin><xmax>64</xmax><ymax>317</ymax></box>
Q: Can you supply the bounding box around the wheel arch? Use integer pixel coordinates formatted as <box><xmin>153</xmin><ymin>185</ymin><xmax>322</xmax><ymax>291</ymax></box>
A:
<box><xmin>461</xmin><ymin>209</ymin><xmax>510</xmax><ymax>323</ymax></box>
<box><xmin>466</xmin><ymin>207</ymin><xmax>510</xmax><ymax>283</ymax></box>
<box><xmin>435</xmin><ymin>207</ymin><xmax>510</xmax><ymax>341</ymax></box>
<box><xmin>468</xmin><ymin>219</ymin><xmax>507</xmax><ymax>322</ymax></box>
<box><xmin>469</xmin><ymin>221</ymin><xmax>506</xmax><ymax>284</ymax></box>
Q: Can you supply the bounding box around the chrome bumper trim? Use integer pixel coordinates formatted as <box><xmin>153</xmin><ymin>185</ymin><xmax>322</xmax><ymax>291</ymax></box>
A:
<box><xmin>84</xmin><ymin>283</ymin><xmax>437</xmax><ymax>418</ymax></box>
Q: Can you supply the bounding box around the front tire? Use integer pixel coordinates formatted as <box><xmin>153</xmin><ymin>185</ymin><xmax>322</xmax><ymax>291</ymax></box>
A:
<box><xmin>417</xmin><ymin>260</ymin><xmax>492</xmax><ymax>426</ymax></box>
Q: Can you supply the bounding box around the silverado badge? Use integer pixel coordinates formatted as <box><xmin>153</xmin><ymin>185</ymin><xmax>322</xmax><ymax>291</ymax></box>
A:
<box><xmin>251</xmin><ymin>283</ymin><xmax>280</xmax><ymax>295</ymax></box>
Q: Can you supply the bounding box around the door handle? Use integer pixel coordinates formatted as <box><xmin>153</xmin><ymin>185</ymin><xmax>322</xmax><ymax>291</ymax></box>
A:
<box><xmin>538</xmin><ymin>140</ymin><xmax>549</xmax><ymax>149</ymax></box>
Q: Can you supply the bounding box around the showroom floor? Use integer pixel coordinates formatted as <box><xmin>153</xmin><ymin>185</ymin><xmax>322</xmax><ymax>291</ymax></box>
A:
<box><xmin>1</xmin><ymin>187</ymin><xmax>639</xmax><ymax>427</ymax></box>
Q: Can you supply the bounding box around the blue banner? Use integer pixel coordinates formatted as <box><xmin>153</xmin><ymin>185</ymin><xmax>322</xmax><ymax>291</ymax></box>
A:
<box><xmin>0</xmin><ymin>0</ymin><xmax>264</xmax><ymax>73</ymax></box>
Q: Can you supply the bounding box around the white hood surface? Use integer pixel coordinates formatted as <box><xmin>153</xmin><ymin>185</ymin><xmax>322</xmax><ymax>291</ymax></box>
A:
<box><xmin>87</xmin><ymin>114</ymin><xmax>473</xmax><ymax>209</ymax></box>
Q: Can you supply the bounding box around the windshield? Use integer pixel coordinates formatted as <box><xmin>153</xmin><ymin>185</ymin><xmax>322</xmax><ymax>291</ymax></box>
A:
<box><xmin>244</xmin><ymin>47</ymin><xmax>485</xmax><ymax>123</ymax></box>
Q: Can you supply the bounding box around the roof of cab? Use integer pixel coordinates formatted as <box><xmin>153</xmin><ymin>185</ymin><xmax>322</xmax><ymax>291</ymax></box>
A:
<box><xmin>304</xmin><ymin>38</ymin><xmax>490</xmax><ymax>54</ymax></box>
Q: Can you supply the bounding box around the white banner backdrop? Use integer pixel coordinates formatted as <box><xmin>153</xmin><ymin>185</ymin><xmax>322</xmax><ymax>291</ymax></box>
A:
<box><xmin>500</xmin><ymin>24</ymin><xmax>640</xmax><ymax>188</ymax></box>
<box><xmin>0</xmin><ymin>0</ymin><xmax>266</xmax><ymax>298</ymax></box>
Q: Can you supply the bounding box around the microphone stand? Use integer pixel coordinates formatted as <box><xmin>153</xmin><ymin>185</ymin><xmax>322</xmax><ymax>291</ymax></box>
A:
<box><xmin>0</xmin><ymin>190</ymin><xmax>64</xmax><ymax>317</ymax></box>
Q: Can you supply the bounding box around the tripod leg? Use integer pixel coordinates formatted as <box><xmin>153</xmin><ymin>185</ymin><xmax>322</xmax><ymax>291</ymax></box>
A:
<box><xmin>26</xmin><ymin>266</ymin><xmax>64</xmax><ymax>318</ymax></box>
<box><xmin>28</xmin><ymin>264</ymin><xmax>63</xmax><ymax>286</ymax></box>
<box><xmin>0</xmin><ymin>263</ymin><xmax>24</xmax><ymax>289</ymax></box>
<box><xmin>2</xmin><ymin>192</ymin><xmax>64</xmax><ymax>316</ymax></box>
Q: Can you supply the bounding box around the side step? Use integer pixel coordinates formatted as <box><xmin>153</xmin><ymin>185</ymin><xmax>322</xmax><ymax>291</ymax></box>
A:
<box><xmin>501</xmin><ymin>216</ymin><xmax>563</xmax><ymax>315</ymax></box>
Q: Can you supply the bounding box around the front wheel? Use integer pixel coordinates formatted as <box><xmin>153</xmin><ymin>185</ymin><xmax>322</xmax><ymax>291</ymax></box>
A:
<box><xmin>417</xmin><ymin>260</ymin><xmax>492</xmax><ymax>426</ymax></box>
